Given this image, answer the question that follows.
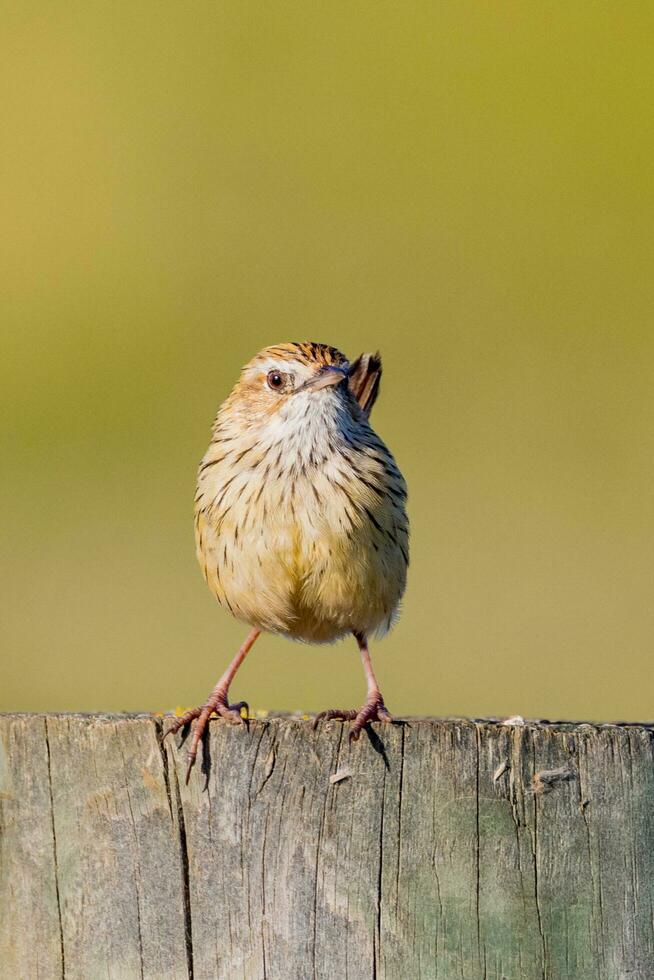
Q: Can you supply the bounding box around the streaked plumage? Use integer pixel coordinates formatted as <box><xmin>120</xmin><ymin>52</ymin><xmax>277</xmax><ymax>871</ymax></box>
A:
<box><xmin>167</xmin><ymin>341</ymin><xmax>409</xmax><ymax>780</ymax></box>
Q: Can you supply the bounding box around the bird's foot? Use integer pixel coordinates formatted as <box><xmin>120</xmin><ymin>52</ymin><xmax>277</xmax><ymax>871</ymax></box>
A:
<box><xmin>313</xmin><ymin>692</ymin><xmax>392</xmax><ymax>743</ymax></box>
<box><xmin>163</xmin><ymin>689</ymin><xmax>248</xmax><ymax>783</ymax></box>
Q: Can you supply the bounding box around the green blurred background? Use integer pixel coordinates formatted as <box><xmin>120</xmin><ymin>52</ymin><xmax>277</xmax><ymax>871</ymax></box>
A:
<box><xmin>3</xmin><ymin>3</ymin><xmax>653</xmax><ymax>720</ymax></box>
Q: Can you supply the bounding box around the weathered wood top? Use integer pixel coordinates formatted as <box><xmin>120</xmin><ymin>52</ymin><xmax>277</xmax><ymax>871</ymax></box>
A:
<box><xmin>1</xmin><ymin>714</ymin><xmax>653</xmax><ymax>979</ymax></box>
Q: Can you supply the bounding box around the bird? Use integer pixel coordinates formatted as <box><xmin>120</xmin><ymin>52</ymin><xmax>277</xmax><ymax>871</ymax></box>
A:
<box><xmin>165</xmin><ymin>341</ymin><xmax>409</xmax><ymax>782</ymax></box>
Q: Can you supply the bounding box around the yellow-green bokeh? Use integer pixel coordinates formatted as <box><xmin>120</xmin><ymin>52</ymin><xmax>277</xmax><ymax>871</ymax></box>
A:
<box><xmin>3</xmin><ymin>3</ymin><xmax>654</xmax><ymax>720</ymax></box>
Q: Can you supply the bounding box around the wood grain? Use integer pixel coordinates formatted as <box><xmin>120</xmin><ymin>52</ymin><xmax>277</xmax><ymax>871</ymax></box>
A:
<box><xmin>1</xmin><ymin>714</ymin><xmax>653</xmax><ymax>979</ymax></box>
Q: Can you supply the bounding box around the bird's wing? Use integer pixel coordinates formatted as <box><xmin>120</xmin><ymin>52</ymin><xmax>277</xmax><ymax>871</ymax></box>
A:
<box><xmin>348</xmin><ymin>351</ymin><xmax>382</xmax><ymax>418</ymax></box>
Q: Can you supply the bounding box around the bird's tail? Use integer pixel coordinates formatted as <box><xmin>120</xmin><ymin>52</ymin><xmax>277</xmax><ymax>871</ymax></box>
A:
<box><xmin>348</xmin><ymin>352</ymin><xmax>382</xmax><ymax>418</ymax></box>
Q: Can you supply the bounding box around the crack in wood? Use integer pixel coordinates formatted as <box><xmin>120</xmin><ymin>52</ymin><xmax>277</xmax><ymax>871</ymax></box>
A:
<box><xmin>158</xmin><ymin>721</ymin><xmax>195</xmax><ymax>980</ymax></box>
<box><xmin>373</xmin><ymin>748</ymin><xmax>387</xmax><ymax>980</ymax></box>
<box><xmin>118</xmin><ymin>729</ymin><xmax>145</xmax><ymax>980</ymax></box>
<box><xmin>474</xmin><ymin>723</ymin><xmax>487</xmax><ymax>980</ymax></box>
<box><xmin>44</xmin><ymin>718</ymin><xmax>66</xmax><ymax>980</ymax></box>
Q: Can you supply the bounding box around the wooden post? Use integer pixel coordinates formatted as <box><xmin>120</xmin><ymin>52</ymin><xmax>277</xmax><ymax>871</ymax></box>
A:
<box><xmin>1</xmin><ymin>714</ymin><xmax>653</xmax><ymax>978</ymax></box>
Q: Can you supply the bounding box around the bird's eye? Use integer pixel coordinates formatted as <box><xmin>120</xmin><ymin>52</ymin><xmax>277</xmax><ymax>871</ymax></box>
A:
<box><xmin>267</xmin><ymin>370</ymin><xmax>285</xmax><ymax>391</ymax></box>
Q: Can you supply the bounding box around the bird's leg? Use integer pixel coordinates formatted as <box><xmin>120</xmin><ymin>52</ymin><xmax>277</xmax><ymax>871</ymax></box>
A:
<box><xmin>313</xmin><ymin>632</ymin><xmax>393</xmax><ymax>742</ymax></box>
<box><xmin>164</xmin><ymin>627</ymin><xmax>260</xmax><ymax>782</ymax></box>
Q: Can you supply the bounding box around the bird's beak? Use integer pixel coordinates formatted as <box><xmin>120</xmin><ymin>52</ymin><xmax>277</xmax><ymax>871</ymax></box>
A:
<box><xmin>300</xmin><ymin>365</ymin><xmax>349</xmax><ymax>392</ymax></box>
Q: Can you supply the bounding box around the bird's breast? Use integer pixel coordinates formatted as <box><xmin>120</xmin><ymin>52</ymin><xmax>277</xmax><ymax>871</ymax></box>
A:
<box><xmin>195</xmin><ymin>438</ymin><xmax>408</xmax><ymax>642</ymax></box>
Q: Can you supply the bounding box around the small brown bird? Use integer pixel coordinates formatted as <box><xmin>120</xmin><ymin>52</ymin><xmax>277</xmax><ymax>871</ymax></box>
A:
<box><xmin>166</xmin><ymin>342</ymin><xmax>409</xmax><ymax>781</ymax></box>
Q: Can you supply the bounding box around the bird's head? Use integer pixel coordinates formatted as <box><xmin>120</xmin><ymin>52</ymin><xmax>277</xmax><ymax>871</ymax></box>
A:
<box><xmin>227</xmin><ymin>342</ymin><xmax>354</xmax><ymax>424</ymax></box>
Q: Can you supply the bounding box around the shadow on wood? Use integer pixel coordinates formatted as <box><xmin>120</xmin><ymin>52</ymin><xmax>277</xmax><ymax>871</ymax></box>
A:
<box><xmin>1</xmin><ymin>714</ymin><xmax>653</xmax><ymax>978</ymax></box>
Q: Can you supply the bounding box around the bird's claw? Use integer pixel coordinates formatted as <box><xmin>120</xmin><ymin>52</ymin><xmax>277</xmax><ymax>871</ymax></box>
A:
<box><xmin>163</xmin><ymin>693</ymin><xmax>249</xmax><ymax>783</ymax></box>
<box><xmin>313</xmin><ymin>695</ymin><xmax>392</xmax><ymax>742</ymax></box>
